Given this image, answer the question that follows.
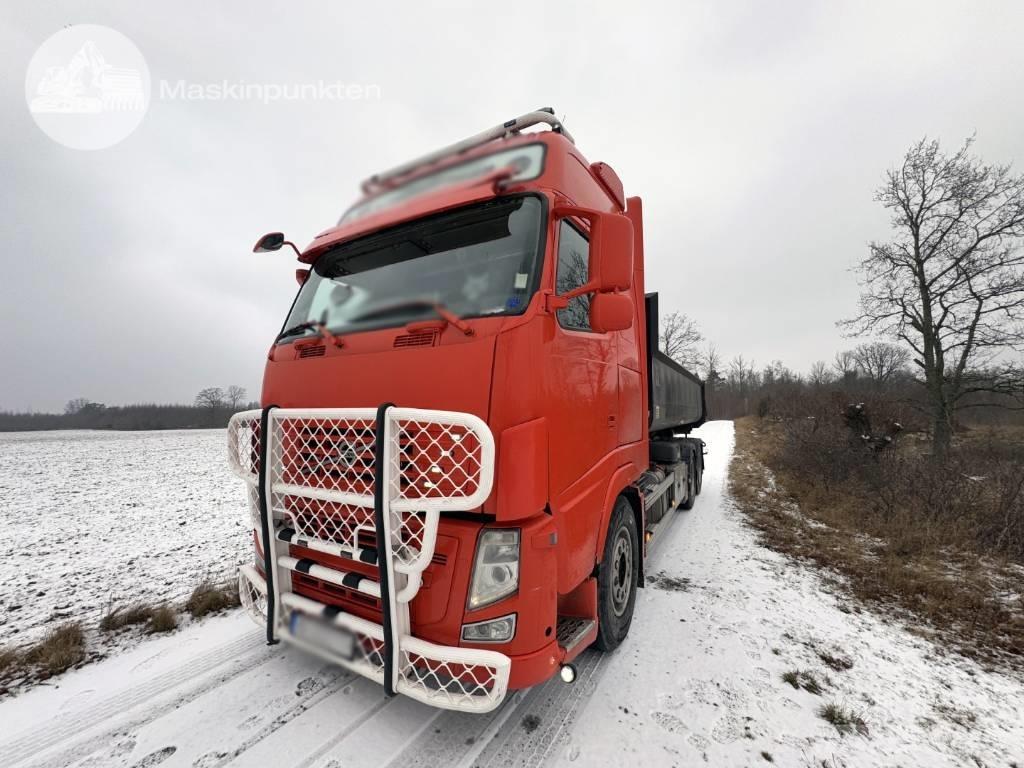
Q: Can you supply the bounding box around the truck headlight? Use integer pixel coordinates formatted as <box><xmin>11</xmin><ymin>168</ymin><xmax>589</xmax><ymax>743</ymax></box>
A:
<box><xmin>461</xmin><ymin>613</ymin><xmax>517</xmax><ymax>643</ymax></box>
<box><xmin>467</xmin><ymin>529</ymin><xmax>519</xmax><ymax>609</ymax></box>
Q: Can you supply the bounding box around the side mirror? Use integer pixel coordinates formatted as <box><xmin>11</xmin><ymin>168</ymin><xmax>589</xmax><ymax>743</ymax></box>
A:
<box><xmin>254</xmin><ymin>232</ymin><xmax>285</xmax><ymax>252</ymax></box>
<box><xmin>254</xmin><ymin>232</ymin><xmax>302</xmax><ymax>257</ymax></box>
<box><xmin>552</xmin><ymin>205</ymin><xmax>633</xmax><ymax>293</ymax></box>
<box><xmin>295</xmin><ymin>268</ymin><xmax>310</xmax><ymax>286</ymax></box>
<box><xmin>592</xmin><ymin>213</ymin><xmax>633</xmax><ymax>292</ymax></box>
<box><xmin>590</xmin><ymin>292</ymin><xmax>634</xmax><ymax>333</ymax></box>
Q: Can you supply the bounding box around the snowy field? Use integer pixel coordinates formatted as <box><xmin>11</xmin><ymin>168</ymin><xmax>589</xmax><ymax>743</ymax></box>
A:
<box><xmin>0</xmin><ymin>421</ymin><xmax>1021</xmax><ymax>767</ymax></box>
<box><xmin>0</xmin><ymin>429</ymin><xmax>249</xmax><ymax>648</ymax></box>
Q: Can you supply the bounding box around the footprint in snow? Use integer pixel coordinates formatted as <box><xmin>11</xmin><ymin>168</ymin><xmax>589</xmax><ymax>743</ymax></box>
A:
<box><xmin>650</xmin><ymin>710</ymin><xmax>686</xmax><ymax>734</ymax></box>
<box><xmin>192</xmin><ymin>751</ymin><xmax>229</xmax><ymax>768</ymax></box>
<box><xmin>710</xmin><ymin>713</ymin><xmax>745</xmax><ymax>744</ymax></box>
<box><xmin>687</xmin><ymin>733</ymin><xmax>710</xmax><ymax>751</ymax></box>
<box><xmin>237</xmin><ymin>713</ymin><xmax>261</xmax><ymax>731</ymax></box>
<box><xmin>130</xmin><ymin>746</ymin><xmax>177</xmax><ymax>768</ymax></box>
<box><xmin>295</xmin><ymin>676</ymin><xmax>325</xmax><ymax>697</ymax></box>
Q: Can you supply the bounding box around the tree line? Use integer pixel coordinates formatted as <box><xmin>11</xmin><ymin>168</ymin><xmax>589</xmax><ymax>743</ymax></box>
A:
<box><xmin>0</xmin><ymin>386</ymin><xmax>255</xmax><ymax>432</ymax></box>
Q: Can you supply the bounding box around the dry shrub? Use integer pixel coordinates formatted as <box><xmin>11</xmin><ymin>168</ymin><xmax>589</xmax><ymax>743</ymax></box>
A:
<box><xmin>731</xmin><ymin>410</ymin><xmax>1024</xmax><ymax>665</ymax></box>
<box><xmin>0</xmin><ymin>647</ymin><xmax>20</xmax><ymax>676</ymax></box>
<box><xmin>23</xmin><ymin>622</ymin><xmax>86</xmax><ymax>678</ymax></box>
<box><xmin>100</xmin><ymin>602</ymin><xmax>156</xmax><ymax>632</ymax></box>
<box><xmin>146</xmin><ymin>605</ymin><xmax>178</xmax><ymax>634</ymax></box>
<box><xmin>185</xmin><ymin>579</ymin><xmax>241</xmax><ymax>618</ymax></box>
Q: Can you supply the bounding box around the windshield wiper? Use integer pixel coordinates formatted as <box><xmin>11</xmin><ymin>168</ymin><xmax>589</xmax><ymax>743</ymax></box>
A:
<box><xmin>275</xmin><ymin>321</ymin><xmax>345</xmax><ymax>347</ymax></box>
<box><xmin>350</xmin><ymin>299</ymin><xmax>474</xmax><ymax>336</ymax></box>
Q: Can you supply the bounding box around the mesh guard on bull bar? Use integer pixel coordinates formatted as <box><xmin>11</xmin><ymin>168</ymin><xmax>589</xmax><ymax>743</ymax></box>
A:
<box><xmin>229</xmin><ymin>406</ymin><xmax>511</xmax><ymax>713</ymax></box>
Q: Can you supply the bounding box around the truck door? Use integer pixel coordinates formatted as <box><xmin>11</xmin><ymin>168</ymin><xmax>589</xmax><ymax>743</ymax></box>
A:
<box><xmin>544</xmin><ymin>219</ymin><xmax>619</xmax><ymax>589</ymax></box>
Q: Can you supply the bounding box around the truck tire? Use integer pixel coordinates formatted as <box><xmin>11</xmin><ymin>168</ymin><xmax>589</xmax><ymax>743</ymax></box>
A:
<box><xmin>695</xmin><ymin>456</ymin><xmax>703</xmax><ymax>495</ymax></box>
<box><xmin>681</xmin><ymin>452</ymin><xmax>697</xmax><ymax>510</ymax></box>
<box><xmin>594</xmin><ymin>497</ymin><xmax>639</xmax><ymax>652</ymax></box>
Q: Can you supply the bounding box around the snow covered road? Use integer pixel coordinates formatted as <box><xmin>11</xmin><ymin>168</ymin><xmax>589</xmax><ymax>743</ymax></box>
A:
<box><xmin>2</xmin><ymin>421</ymin><xmax>1021</xmax><ymax>767</ymax></box>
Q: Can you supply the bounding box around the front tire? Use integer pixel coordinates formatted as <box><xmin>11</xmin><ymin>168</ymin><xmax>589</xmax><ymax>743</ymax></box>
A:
<box><xmin>594</xmin><ymin>497</ymin><xmax>639</xmax><ymax>652</ymax></box>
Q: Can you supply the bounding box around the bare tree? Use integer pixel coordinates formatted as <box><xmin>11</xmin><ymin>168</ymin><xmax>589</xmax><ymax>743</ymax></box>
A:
<box><xmin>194</xmin><ymin>387</ymin><xmax>225</xmax><ymax>415</ymax></box>
<box><xmin>64</xmin><ymin>397</ymin><xmax>91</xmax><ymax>415</ymax></box>
<box><xmin>842</xmin><ymin>137</ymin><xmax>1024</xmax><ymax>454</ymax></box>
<box><xmin>699</xmin><ymin>342</ymin><xmax>722</xmax><ymax>384</ymax></box>
<box><xmin>659</xmin><ymin>311</ymin><xmax>704</xmax><ymax>369</ymax></box>
<box><xmin>726</xmin><ymin>355</ymin><xmax>759</xmax><ymax>393</ymax></box>
<box><xmin>852</xmin><ymin>341</ymin><xmax>910</xmax><ymax>389</ymax></box>
<box><xmin>832</xmin><ymin>350</ymin><xmax>858</xmax><ymax>383</ymax></box>
<box><xmin>225</xmin><ymin>385</ymin><xmax>248</xmax><ymax>411</ymax></box>
<box><xmin>808</xmin><ymin>360</ymin><xmax>832</xmax><ymax>388</ymax></box>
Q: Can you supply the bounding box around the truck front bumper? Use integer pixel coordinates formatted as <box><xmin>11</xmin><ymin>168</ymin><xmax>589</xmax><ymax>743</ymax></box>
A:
<box><xmin>239</xmin><ymin>565</ymin><xmax>511</xmax><ymax>713</ymax></box>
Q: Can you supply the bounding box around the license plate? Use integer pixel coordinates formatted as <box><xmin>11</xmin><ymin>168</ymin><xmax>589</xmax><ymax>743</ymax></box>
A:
<box><xmin>289</xmin><ymin>612</ymin><xmax>356</xmax><ymax>661</ymax></box>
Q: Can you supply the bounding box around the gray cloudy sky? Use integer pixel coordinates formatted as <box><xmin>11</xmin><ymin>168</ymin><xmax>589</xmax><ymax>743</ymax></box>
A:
<box><xmin>3</xmin><ymin>1</ymin><xmax>1024</xmax><ymax>411</ymax></box>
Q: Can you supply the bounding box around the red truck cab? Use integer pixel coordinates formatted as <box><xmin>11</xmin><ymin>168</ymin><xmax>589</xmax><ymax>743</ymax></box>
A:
<box><xmin>228</xmin><ymin>110</ymin><xmax>705</xmax><ymax>712</ymax></box>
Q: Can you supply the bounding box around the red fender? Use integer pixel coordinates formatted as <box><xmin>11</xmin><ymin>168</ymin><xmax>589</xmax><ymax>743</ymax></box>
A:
<box><xmin>594</xmin><ymin>462</ymin><xmax>644</xmax><ymax>562</ymax></box>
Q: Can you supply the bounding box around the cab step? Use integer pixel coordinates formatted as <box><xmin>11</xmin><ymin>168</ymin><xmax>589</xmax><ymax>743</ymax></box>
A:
<box><xmin>556</xmin><ymin>616</ymin><xmax>597</xmax><ymax>656</ymax></box>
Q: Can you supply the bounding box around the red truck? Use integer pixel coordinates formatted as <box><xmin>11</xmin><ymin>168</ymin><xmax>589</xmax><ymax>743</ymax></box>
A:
<box><xmin>228</xmin><ymin>109</ymin><xmax>706</xmax><ymax>713</ymax></box>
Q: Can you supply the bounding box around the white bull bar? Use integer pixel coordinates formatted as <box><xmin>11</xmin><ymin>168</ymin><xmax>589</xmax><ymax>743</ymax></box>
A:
<box><xmin>228</xmin><ymin>406</ymin><xmax>510</xmax><ymax>713</ymax></box>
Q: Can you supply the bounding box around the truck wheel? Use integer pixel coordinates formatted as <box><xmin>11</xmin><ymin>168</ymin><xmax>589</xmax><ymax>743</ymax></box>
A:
<box><xmin>695</xmin><ymin>457</ymin><xmax>703</xmax><ymax>495</ymax></box>
<box><xmin>681</xmin><ymin>454</ymin><xmax>697</xmax><ymax>510</ymax></box>
<box><xmin>594</xmin><ymin>497</ymin><xmax>639</xmax><ymax>652</ymax></box>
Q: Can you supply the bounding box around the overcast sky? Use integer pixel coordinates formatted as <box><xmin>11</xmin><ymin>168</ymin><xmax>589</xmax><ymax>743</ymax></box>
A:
<box><xmin>3</xmin><ymin>1</ymin><xmax>1024</xmax><ymax>411</ymax></box>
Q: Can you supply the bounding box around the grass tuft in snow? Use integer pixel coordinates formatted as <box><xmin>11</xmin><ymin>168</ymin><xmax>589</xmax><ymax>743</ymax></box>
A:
<box><xmin>100</xmin><ymin>602</ymin><xmax>156</xmax><ymax>632</ymax></box>
<box><xmin>818</xmin><ymin>702</ymin><xmax>868</xmax><ymax>736</ymax></box>
<box><xmin>23</xmin><ymin>622</ymin><xmax>86</xmax><ymax>679</ymax></box>
<box><xmin>782</xmin><ymin>669</ymin><xmax>824</xmax><ymax>695</ymax></box>
<box><xmin>146</xmin><ymin>605</ymin><xmax>179</xmax><ymax>634</ymax></box>
<box><xmin>932</xmin><ymin>700</ymin><xmax>978</xmax><ymax>730</ymax></box>
<box><xmin>818</xmin><ymin>650</ymin><xmax>854</xmax><ymax>672</ymax></box>
<box><xmin>185</xmin><ymin>579</ymin><xmax>241</xmax><ymax>618</ymax></box>
<box><xmin>760</xmin><ymin>752</ymin><xmax>774</xmax><ymax>763</ymax></box>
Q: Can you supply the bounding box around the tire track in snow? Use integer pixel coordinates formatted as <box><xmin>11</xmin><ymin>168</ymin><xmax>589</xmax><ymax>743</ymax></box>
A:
<box><xmin>2</xmin><ymin>633</ymin><xmax>268</xmax><ymax>768</ymax></box>
<box><xmin>191</xmin><ymin>666</ymin><xmax>357</xmax><ymax>768</ymax></box>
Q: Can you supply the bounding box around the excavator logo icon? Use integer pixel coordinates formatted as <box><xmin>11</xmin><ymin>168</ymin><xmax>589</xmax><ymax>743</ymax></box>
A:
<box><xmin>25</xmin><ymin>25</ymin><xmax>150</xmax><ymax>150</ymax></box>
<box><xmin>30</xmin><ymin>40</ymin><xmax>145</xmax><ymax>115</ymax></box>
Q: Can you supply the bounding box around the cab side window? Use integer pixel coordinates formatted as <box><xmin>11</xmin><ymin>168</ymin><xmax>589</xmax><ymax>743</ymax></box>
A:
<box><xmin>555</xmin><ymin>221</ymin><xmax>592</xmax><ymax>331</ymax></box>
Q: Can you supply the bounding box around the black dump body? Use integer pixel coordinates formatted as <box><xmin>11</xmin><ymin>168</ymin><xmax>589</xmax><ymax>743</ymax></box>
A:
<box><xmin>645</xmin><ymin>293</ymin><xmax>706</xmax><ymax>434</ymax></box>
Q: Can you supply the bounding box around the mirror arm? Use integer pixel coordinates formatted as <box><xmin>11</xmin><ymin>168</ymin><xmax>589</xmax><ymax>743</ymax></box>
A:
<box><xmin>543</xmin><ymin>281</ymin><xmax>601</xmax><ymax>314</ymax></box>
<box><xmin>283</xmin><ymin>240</ymin><xmax>302</xmax><ymax>258</ymax></box>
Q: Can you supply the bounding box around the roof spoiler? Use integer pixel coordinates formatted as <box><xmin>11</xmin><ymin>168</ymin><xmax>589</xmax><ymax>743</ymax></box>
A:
<box><xmin>360</xmin><ymin>108</ymin><xmax>573</xmax><ymax>195</ymax></box>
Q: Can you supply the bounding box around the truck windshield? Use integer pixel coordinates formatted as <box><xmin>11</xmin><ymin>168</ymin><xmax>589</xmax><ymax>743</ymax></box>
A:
<box><xmin>280</xmin><ymin>195</ymin><xmax>544</xmax><ymax>341</ymax></box>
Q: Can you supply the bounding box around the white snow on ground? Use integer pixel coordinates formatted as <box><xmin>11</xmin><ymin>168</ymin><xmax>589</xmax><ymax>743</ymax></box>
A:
<box><xmin>0</xmin><ymin>421</ymin><xmax>1021</xmax><ymax>767</ymax></box>
<box><xmin>0</xmin><ymin>430</ymin><xmax>249</xmax><ymax>648</ymax></box>
<box><xmin>553</xmin><ymin>423</ymin><xmax>1024</xmax><ymax>767</ymax></box>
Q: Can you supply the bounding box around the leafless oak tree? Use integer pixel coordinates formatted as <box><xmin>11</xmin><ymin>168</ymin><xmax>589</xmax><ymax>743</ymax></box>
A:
<box><xmin>843</xmin><ymin>137</ymin><xmax>1024</xmax><ymax>454</ymax></box>
<box><xmin>851</xmin><ymin>341</ymin><xmax>910</xmax><ymax>389</ymax></box>
<box><xmin>194</xmin><ymin>387</ymin><xmax>225</xmax><ymax>414</ymax></box>
<box><xmin>225</xmin><ymin>385</ymin><xmax>248</xmax><ymax>411</ymax></box>
<box><xmin>832</xmin><ymin>350</ymin><xmax>858</xmax><ymax>383</ymax></box>
<box><xmin>700</xmin><ymin>342</ymin><xmax>722</xmax><ymax>384</ymax></box>
<box><xmin>659</xmin><ymin>311</ymin><xmax>704</xmax><ymax>368</ymax></box>
<box><xmin>808</xmin><ymin>360</ymin><xmax>832</xmax><ymax>388</ymax></box>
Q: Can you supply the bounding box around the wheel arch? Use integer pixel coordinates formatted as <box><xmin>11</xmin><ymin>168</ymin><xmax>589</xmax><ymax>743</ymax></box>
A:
<box><xmin>594</xmin><ymin>464</ymin><xmax>645</xmax><ymax>583</ymax></box>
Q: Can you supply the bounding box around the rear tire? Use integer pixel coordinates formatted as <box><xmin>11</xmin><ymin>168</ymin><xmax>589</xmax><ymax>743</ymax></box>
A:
<box><xmin>681</xmin><ymin>454</ymin><xmax>697</xmax><ymax>510</ymax></box>
<box><xmin>594</xmin><ymin>497</ymin><xmax>639</xmax><ymax>652</ymax></box>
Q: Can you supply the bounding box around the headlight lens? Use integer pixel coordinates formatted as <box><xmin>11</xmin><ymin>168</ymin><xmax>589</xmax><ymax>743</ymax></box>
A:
<box><xmin>461</xmin><ymin>613</ymin><xmax>517</xmax><ymax>643</ymax></box>
<box><xmin>467</xmin><ymin>529</ymin><xmax>520</xmax><ymax>609</ymax></box>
